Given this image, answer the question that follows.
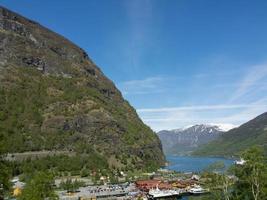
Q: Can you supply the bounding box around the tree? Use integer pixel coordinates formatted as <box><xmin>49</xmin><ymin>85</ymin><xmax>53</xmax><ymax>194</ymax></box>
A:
<box><xmin>19</xmin><ymin>171</ymin><xmax>58</xmax><ymax>200</ymax></box>
<box><xmin>201</xmin><ymin>158</ymin><xmax>243</xmax><ymax>200</ymax></box>
<box><xmin>0</xmin><ymin>162</ymin><xmax>10</xmax><ymax>200</ymax></box>
<box><xmin>221</xmin><ymin>174</ymin><xmax>231</xmax><ymax>200</ymax></box>
<box><xmin>201</xmin><ymin>171</ymin><xmax>232</xmax><ymax>200</ymax></box>
<box><xmin>0</xmin><ymin>133</ymin><xmax>10</xmax><ymax>200</ymax></box>
<box><xmin>232</xmin><ymin>146</ymin><xmax>267</xmax><ymax>200</ymax></box>
<box><xmin>59</xmin><ymin>179</ymin><xmax>85</xmax><ymax>192</ymax></box>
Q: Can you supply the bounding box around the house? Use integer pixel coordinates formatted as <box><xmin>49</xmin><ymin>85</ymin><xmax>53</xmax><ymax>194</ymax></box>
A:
<box><xmin>191</xmin><ymin>174</ymin><xmax>200</xmax><ymax>181</ymax></box>
<box><xmin>135</xmin><ymin>180</ymin><xmax>161</xmax><ymax>191</ymax></box>
<box><xmin>135</xmin><ymin>180</ymin><xmax>172</xmax><ymax>191</ymax></box>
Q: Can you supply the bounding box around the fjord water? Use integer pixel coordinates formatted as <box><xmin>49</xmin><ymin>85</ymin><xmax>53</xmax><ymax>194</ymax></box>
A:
<box><xmin>166</xmin><ymin>155</ymin><xmax>234</xmax><ymax>172</ymax></box>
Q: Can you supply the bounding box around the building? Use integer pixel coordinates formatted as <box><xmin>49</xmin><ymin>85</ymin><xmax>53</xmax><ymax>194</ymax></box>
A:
<box><xmin>171</xmin><ymin>180</ymin><xmax>197</xmax><ymax>189</ymax></box>
<box><xmin>135</xmin><ymin>180</ymin><xmax>172</xmax><ymax>191</ymax></box>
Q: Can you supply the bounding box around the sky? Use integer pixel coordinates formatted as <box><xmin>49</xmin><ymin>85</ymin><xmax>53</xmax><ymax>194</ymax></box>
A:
<box><xmin>2</xmin><ymin>0</ymin><xmax>267</xmax><ymax>131</ymax></box>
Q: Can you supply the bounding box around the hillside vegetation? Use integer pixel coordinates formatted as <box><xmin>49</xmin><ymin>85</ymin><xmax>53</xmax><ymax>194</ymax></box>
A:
<box><xmin>193</xmin><ymin>112</ymin><xmax>267</xmax><ymax>156</ymax></box>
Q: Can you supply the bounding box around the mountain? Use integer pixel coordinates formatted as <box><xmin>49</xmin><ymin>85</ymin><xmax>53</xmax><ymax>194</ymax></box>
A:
<box><xmin>0</xmin><ymin>6</ymin><xmax>165</xmax><ymax>171</ymax></box>
<box><xmin>194</xmin><ymin>112</ymin><xmax>267</xmax><ymax>157</ymax></box>
<box><xmin>157</xmin><ymin>124</ymin><xmax>228</xmax><ymax>155</ymax></box>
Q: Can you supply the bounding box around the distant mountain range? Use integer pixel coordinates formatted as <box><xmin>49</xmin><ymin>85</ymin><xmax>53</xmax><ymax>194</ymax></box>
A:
<box><xmin>157</xmin><ymin>124</ymin><xmax>234</xmax><ymax>155</ymax></box>
<box><xmin>193</xmin><ymin>112</ymin><xmax>267</xmax><ymax>156</ymax></box>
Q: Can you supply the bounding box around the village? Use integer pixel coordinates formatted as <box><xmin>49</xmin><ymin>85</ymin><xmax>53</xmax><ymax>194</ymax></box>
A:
<box><xmin>11</xmin><ymin>168</ymin><xmax>209</xmax><ymax>200</ymax></box>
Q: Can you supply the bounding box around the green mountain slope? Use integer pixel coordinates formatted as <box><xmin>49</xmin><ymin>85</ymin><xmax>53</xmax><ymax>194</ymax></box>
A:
<box><xmin>193</xmin><ymin>112</ymin><xmax>267</xmax><ymax>156</ymax></box>
<box><xmin>0</xmin><ymin>6</ymin><xmax>165</xmax><ymax>171</ymax></box>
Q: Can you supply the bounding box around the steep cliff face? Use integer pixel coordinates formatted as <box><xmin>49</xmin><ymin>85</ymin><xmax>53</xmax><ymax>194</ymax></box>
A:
<box><xmin>0</xmin><ymin>6</ymin><xmax>165</xmax><ymax>170</ymax></box>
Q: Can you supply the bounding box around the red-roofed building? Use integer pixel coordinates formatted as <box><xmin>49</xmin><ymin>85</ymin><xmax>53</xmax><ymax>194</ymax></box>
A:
<box><xmin>135</xmin><ymin>180</ymin><xmax>172</xmax><ymax>191</ymax></box>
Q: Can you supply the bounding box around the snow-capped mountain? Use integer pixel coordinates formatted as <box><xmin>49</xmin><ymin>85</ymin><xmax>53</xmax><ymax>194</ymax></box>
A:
<box><xmin>157</xmin><ymin>124</ymin><xmax>235</xmax><ymax>155</ymax></box>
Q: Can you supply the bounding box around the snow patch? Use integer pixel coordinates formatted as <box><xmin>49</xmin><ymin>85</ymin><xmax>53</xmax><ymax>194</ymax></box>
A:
<box><xmin>209</xmin><ymin>123</ymin><xmax>237</xmax><ymax>132</ymax></box>
<box><xmin>167</xmin><ymin>123</ymin><xmax>237</xmax><ymax>133</ymax></box>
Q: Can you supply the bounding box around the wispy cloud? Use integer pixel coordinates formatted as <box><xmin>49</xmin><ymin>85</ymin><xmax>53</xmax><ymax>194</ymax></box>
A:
<box><xmin>230</xmin><ymin>63</ymin><xmax>267</xmax><ymax>102</ymax></box>
<box><xmin>119</xmin><ymin>76</ymin><xmax>167</xmax><ymax>95</ymax></box>
<box><xmin>120</xmin><ymin>61</ymin><xmax>267</xmax><ymax>131</ymax></box>
<box><xmin>124</xmin><ymin>0</ymin><xmax>154</xmax><ymax>70</ymax></box>
<box><xmin>221</xmin><ymin>97</ymin><xmax>267</xmax><ymax>123</ymax></box>
<box><xmin>119</xmin><ymin>73</ymin><xmax>236</xmax><ymax>96</ymax></box>
<box><xmin>137</xmin><ymin>104</ymin><xmax>266</xmax><ymax>113</ymax></box>
<box><xmin>137</xmin><ymin>102</ymin><xmax>267</xmax><ymax>131</ymax></box>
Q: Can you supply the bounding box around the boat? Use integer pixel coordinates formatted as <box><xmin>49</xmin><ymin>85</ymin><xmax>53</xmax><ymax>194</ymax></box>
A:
<box><xmin>234</xmin><ymin>158</ymin><xmax>246</xmax><ymax>165</ymax></box>
<box><xmin>148</xmin><ymin>186</ymin><xmax>180</xmax><ymax>198</ymax></box>
<box><xmin>188</xmin><ymin>185</ymin><xmax>209</xmax><ymax>194</ymax></box>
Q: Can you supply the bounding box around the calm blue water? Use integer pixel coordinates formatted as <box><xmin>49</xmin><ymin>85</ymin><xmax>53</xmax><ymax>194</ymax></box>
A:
<box><xmin>166</xmin><ymin>155</ymin><xmax>234</xmax><ymax>173</ymax></box>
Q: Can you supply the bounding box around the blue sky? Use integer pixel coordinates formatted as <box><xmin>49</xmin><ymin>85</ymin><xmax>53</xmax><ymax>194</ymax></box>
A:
<box><xmin>2</xmin><ymin>0</ymin><xmax>267</xmax><ymax>131</ymax></box>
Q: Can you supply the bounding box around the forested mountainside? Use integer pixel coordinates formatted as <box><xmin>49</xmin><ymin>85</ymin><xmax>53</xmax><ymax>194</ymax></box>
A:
<box><xmin>0</xmin><ymin>6</ymin><xmax>165</xmax><ymax>171</ymax></box>
<box><xmin>194</xmin><ymin>112</ymin><xmax>267</xmax><ymax>157</ymax></box>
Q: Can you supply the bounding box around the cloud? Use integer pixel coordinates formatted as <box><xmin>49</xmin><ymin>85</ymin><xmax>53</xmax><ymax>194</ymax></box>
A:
<box><xmin>119</xmin><ymin>76</ymin><xmax>167</xmax><ymax>95</ymax></box>
<box><xmin>119</xmin><ymin>61</ymin><xmax>267</xmax><ymax>131</ymax></box>
<box><xmin>123</xmin><ymin>0</ymin><xmax>154</xmax><ymax>70</ymax></box>
<box><xmin>119</xmin><ymin>73</ymin><xmax>238</xmax><ymax>96</ymax></box>
<box><xmin>137</xmin><ymin>104</ymin><xmax>266</xmax><ymax>113</ymax></box>
<box><xmin>220</xmin><ymin>97</ymin><xmax>267</xmax><ymax>123</ymax></box>
<box><xmin>230</xmin><ymin>64</ymin><xmax>267</xmax><ymax>102</ymax></box>
<box><xmin>137</xmin><ymin>103</ymin><xmax>267</xmax><ymax>131</ymax></box>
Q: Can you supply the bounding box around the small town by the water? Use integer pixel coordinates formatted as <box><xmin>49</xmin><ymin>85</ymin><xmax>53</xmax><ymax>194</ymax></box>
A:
<box><xmin>11</xmin><ymin>168</ymin><xmax>212</xmax><ymax>200</ymax></box>
<box><xmin>9</xmin><ymin>156</ymin><xmax>240</xmax><ymax>200</ymax></box>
